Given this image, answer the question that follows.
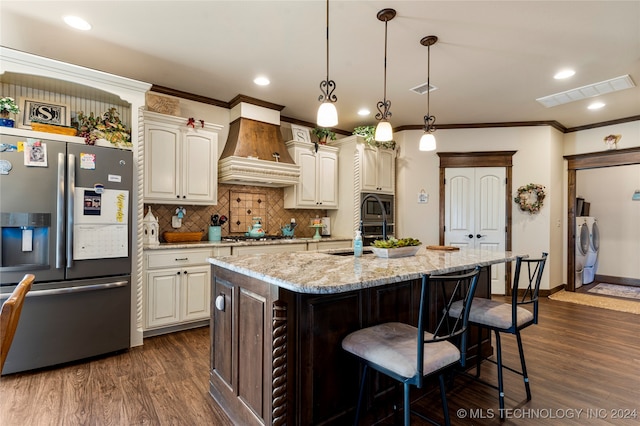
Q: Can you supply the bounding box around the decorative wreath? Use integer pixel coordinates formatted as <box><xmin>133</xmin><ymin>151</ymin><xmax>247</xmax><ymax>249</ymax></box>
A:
<box><xmin>514</xmin><ymin>183</ymin><xmax>546</xmax><ymax>214</ymax></box>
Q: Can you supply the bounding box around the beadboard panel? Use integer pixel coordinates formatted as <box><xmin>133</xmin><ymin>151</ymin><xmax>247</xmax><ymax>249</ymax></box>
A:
<box><xmin>1</xmin><ymin>79</ymin><xmax>131</xmax><ymax>128</ymax></box>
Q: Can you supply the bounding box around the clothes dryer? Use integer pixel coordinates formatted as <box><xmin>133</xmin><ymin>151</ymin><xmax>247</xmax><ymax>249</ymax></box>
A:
<box><xmin>583</xmin><ymin>217</ymin><xmax>599</xmax><ymax>284</ymax></box>
<box><xmin>575</xmin><ymin>217</ymin><xmax>590</xmax><ymax>289</ymax></box>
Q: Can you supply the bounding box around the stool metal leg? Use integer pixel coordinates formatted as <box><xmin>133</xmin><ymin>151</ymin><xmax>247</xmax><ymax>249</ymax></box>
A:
<box><xmin>404</xmin><ymin>382</ymin><xmax>411</xmax><ymax>426</ymax></box>
<box><xmin>354</xmin><ymin>364</ymin><xmax>368</xmax><ymax>425</ymax></box>
<box><xmin>439</xmin><ymin>374</ymin><xmax>451</xmax><ymax>426</ymax></box>
<box><xmin>516</xmin><ymin>331</ymin><xmax>532</xmax><ymax>400</ymax></box>
<box><xmin>475</xmin><ymin>326</ymin><xmax>483</xmax><ymax>377</ymax></box>
<box><xmin>494</xmin><ymin>330</ymin><xmax>505</xmax><ymax>419</ymax></box>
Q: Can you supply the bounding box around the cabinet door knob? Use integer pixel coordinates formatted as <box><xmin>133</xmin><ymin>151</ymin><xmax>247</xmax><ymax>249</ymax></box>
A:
<box><xmin>176</xmin><ymin>271</ymin><xmax>181</xmax><ymax>275</ymax></box>
<box><xmin>476</xmin><ymin>234</ymin><xmax>483</xmax><ymax>239</ymax></box>
<box><xmin>215</xmin><ymin>295</ymin><xmax>225</xmax><ymax>311</ymax></box>
<box><xmin>468</xmin><ymin>234</ymin><xmax>474</xmax><ymax>239</ymax></box>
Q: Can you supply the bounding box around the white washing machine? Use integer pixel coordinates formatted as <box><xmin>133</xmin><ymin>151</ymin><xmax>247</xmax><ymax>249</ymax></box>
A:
<box><xmin>575</xmin><ymin>217</ymin><xmax>590</xmax><ymax>289</ymax></box>
<box><xmin>583</xmin><ymin>217</ymin><xmax>599</xmax><ymax>284</ymax></box>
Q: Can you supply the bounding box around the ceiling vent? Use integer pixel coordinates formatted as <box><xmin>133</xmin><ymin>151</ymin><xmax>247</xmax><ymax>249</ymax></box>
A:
<box><xmin>536</xmin><ymin>74</ymin><xmax>635</xmax><ymax>108</ymax></box>
<box><xmin>410</xmin><ymin>82</ymin><xmax>438</xmax><ymax>95</ymax></box>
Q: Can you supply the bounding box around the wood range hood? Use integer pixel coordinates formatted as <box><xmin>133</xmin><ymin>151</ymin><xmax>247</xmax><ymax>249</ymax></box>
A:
<box><xmin>218</xmin><ymin>97</ymin><xmax>300</xmax><ymax>187</ymax></box>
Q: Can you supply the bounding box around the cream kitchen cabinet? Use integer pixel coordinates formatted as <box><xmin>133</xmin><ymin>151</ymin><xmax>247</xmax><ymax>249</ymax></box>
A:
<box><xmin>144</xmin><ymin>247</ymin><xmax>230</xmax><ymax>336</ymax></box>
<box><xmin>284</xmin><ymin>141</ymin><xmax>339</xmax><ymax>209</ymax></box>
<box><xmin>327</xmin><ymin>135</ymin><xmax>397</xmax><ymax>239</ymax></box>
<box><xmin>360</xmin><ymin>143</ymin><xmax>395</xmax><ymax>194</ymax></box>
<box><xmin>143</xmin><ymin>110</ymin><xmax>222</xmax><ymax>205</ymax></box>
<box><xmin>232</xmin><ymin>242</ymin><xmax>307</xmax><ymax>256</ymax></box>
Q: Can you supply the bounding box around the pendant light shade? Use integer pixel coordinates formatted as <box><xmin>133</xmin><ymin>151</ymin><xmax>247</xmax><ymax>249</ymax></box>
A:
<box><xmin>419</xmin><ymin>35</ymin><xmax>438</xmax><ymax>152</ymax></box>
<box><xmin>375</xmin><ymin>120</ymin><xmax>393</xmax><ymax>142</ymax></box>
<box><xmin>374</xmin><ymin>8</ymin><xmax>396</xmax><ymax>142</ymax></box>
<box><xmin>419</xmin><ymin>132</ymin><xmax>436</xmax><ymax>151</ymax></box>
<box><xmin>317</xmin><ymin>101</ymin><xmax>338</xmax><ymax>127</ymax></box>
<box><xmin>317</xmin><ymin>0</ymin><xmax>338</xmax><ymax>127</ymax></box>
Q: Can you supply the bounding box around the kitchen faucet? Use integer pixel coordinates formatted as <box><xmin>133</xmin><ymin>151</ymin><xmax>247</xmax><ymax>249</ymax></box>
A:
<box><xmin>360</xmin><ymin>193</ymin><xmax>388</xmax><ymax>241</ymax></box>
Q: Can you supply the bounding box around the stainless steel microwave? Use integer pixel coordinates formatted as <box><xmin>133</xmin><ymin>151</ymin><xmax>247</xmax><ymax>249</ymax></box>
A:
<box><xmin>361</xmin><ymin>193</ymin><xmax>394</xmax><ymax>225</ymax></box>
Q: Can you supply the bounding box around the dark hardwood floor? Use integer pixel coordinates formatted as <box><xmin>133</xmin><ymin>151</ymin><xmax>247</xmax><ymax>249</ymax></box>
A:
<box><xmin>0</xmin><ymin>327</ymin><xmax>233</xmax><ymax>426</ymax></box>
<box><xmin>1</xmin><ymin>296</ymin><xmax>639</xmax><ymax>425</ymax></box>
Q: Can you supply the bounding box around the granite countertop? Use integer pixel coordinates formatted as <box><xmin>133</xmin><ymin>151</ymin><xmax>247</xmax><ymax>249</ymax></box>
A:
<box><xmin>208</xmin><ymin>248</ymin><xmax>522</xmax><ymax>294</ymax></box>
<box><xmin>145</xmin><ymin>236</ymin><xmax>352</xmax><ymax>250</ymax></box>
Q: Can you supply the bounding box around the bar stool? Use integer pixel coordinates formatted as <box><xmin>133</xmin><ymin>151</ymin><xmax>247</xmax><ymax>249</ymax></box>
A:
<box><xmin>450</xmin><ymin>252</ymin><xmax>547</xmax><ymax>417</ymax></box>
<box><xmin>342</xmin><ymin>267</ymin><xmax>481</xmax><ymax>425</ymax></box>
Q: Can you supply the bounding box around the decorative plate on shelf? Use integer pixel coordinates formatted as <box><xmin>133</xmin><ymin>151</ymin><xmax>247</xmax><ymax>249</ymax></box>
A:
<box><xmin>371</xmin><ymin>246</ymin><xmax>421</xmax><ymax>258</ymax></box>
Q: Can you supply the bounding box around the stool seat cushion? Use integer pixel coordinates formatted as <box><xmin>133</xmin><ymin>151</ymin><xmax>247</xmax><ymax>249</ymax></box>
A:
<box><xmin>342</xmin><ymin>322</ymin><xmax>461</xmax><ymax>378</ymax></box>
<box><xmin>450</xmin><ymin>299</ymin><xmax>533</xmax><ymax>330</ymax></box>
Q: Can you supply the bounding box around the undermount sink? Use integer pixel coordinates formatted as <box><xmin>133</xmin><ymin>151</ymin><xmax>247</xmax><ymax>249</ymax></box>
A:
<box><xmin>327</xmin><ymin>248</ymin><xmax>373</xmax><ymax>256</ymax></box>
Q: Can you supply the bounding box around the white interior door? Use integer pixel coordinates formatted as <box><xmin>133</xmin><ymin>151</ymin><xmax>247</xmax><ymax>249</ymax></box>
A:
<box><xmin>445</xmin><ymin>167</ymin><xmax>506</xmax><ymax>294</ymax></box>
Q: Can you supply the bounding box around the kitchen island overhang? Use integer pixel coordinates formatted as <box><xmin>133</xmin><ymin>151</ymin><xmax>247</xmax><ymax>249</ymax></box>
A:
<box><xmin>207</xmin><ymin>248</ymin><xmax>520</xmax><ymax>294</ymax></box>
<box><xmin>208</xmin><ymin>248</ymin><xmax>521</xmax><ymax>425</ymax></box>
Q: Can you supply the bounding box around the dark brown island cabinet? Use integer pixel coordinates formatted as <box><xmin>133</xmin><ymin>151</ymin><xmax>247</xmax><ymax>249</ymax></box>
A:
<box><xmin>208</xmin><ymin>249</ymin><xmax>518</xmax><ymax>425</ymax></box>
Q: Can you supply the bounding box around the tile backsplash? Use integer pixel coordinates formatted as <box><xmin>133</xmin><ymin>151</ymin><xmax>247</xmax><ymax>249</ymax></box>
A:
<box><xmin>145</xmin><ymin>183</ymin><xmax>326</xmax><ymax>242</ymax></box>
<box><xmin>228</xmin><ymin>190</ymin><xmax>267</xmax><ymax>233</ymax></box>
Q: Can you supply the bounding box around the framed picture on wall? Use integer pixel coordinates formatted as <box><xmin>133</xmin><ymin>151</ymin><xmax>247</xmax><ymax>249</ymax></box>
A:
<box><xmin>19</xmin><ymin>98</ymin><xmax>71</xmax><ymax>129</ymax></box>
<box><xmin>290</xmin><ymin>124</ymin><xmax>311</xmax><ymax>143</ymax></box>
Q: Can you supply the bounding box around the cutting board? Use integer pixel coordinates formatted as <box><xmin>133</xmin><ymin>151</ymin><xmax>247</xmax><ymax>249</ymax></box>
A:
<box><xmin>426</xmin><ymin>245</ymin><xmax>460</xmax><ymax>251</ymax></box>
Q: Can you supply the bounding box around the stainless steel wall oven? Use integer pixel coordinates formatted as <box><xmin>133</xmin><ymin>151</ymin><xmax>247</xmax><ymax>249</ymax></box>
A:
<box><xmin>360</xmin><ymin>193</ymin><xmax>395</xmax><ymax>245</ymax></box>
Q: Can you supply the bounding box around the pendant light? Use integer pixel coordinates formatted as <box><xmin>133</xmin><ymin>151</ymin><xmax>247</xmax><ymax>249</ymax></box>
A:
<box><xmin>317</xmin><ymin>0</ymin><xmax>338</xmax><ymax>127</ymax></box>
<box><xmin>419</xmin><ymin>35</ymin><xmax>438</xmax><ymax>151</ymax></box>
<box><xmin>374</xmin><ymin>8</ymin><xmax>396</xmax><ymax>142</ymax></box>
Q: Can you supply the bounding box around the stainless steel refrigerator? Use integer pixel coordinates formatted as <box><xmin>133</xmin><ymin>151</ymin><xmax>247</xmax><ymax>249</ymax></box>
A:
<box><xmin>0</xmin><ymin>133</ymin><xmax>132</xmax><ymax>375</ymax></box>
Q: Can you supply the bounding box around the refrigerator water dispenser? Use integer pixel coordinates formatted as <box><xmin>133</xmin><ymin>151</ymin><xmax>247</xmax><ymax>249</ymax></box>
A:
<box><xmin>1</xmin><ymin>212</ymin><xmax>50</xmax><ymax>270</ymax></box>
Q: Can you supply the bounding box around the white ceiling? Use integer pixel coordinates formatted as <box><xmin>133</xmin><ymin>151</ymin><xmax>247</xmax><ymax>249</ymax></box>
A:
<box><xmin>1</xmin><ymin>1</ymin><xmax>639</xmax><ymax>133</ymax></box>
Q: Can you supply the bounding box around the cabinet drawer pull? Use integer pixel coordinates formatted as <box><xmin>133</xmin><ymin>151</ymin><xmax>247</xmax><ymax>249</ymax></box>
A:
<box><xmin>175</xmin><ymin>257</ymin><xmax>189</xmax><ymax>261</ymax></box>
<box><xmin>215</xmin><ymin>295</ymin><xmax>225</xmax><ymax>311</ymax></box>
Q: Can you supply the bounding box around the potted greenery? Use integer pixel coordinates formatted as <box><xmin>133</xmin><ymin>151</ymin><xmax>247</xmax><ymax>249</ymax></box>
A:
<box><xmin>73</xmin><ymin>107</ymin><xmax>132</xmax><ymax>148</ymax></box>
<box><xmin>353</xmin><ymin>125</ymin><xmax>396</xmax><ymax>150</ymax></box>
<box><xmin>0</xmin><ymin>97</ymin><xmax>20</xmax><ymax>128</ymax></box>
<box><xmin>312</xmin><ymin>127</ymin><xmax>336</xmax><ymax>145</ymax></box>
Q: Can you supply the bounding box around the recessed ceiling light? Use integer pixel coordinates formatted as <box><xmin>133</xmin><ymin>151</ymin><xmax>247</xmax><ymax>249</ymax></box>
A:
<box><xmin>63</xmin><ymin>16</ymin><xmax>91</xmax><ymax>31</ymax></box>
<box><xmin>357</xmin><ymin>108</ymin><xmax>370</xmax><ymax>116</ymax></box>
<box><xmin>253</xmin><ymin>76</ymin><xmax>270</xmax><ymax>86</ymax></box>
<box><xmin>588</xmin><ymin>102</ymin><xmax>605</xmax><ymax>110</ymax></box>
<box><xmin>554</xmin><ymin>69</ymin><xmax>575</xmax><ymax>79</ymax></box>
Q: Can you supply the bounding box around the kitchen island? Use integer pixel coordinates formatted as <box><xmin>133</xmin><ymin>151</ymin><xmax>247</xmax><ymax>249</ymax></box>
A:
<box><xmin>208</xmin><ymin>248</ymin><xmax>520</xmax><ymax>425</ymax></box>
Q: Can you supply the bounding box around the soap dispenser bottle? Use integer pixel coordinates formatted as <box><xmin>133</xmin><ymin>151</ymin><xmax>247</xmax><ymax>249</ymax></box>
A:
<box><xmin>354</xmin><ymin>230</ymin><xmax>363</xmax><ymax>257</ymax></box>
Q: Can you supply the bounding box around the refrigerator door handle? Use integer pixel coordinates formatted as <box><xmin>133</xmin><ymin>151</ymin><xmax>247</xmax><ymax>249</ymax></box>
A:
<box><xmin>56</xmin><ymin>152</ymin><xmax>65</xmax><ymax>269</ymax></box>
<box><xmin>66</xmin><ymin>153</ymin><xmax>76</xmax><ymax>269</ymax></box>
<box><xmin>25</xmin><ymin>280</ymin><xmax>128</xmax><ymax>298</ymax></box>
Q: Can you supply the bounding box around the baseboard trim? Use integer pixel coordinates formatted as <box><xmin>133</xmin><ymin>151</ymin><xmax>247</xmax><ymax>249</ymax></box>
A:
<box><xmin>143</xmin><ymin>320</ymin><xmax>209</xmax><ymax>338</ymax></box>
<box><xmin>595</xmin><ymin>274</ymin><xmax>640</xmax><ymax>287</ymax></box>
<box><xmin>540</xmin><ymin>284</ymin><xmax>565</xmax><ymax>297</ymax></box>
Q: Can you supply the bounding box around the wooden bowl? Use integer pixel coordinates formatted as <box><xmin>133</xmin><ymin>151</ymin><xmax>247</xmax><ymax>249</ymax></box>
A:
<box><xmin>163</xmin><ymin>232</ymin><xmax>204</xmax><ymax>243</ymax></box>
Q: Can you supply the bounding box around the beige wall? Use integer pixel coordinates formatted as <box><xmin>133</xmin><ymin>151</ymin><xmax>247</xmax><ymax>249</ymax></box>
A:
<box><xmin>563</xmin><ymin>121</ymin><xmax>640</xmax><ymax>155</ymax></box>
<box><xmin>395</xmin><ymin>126</ymin><xmax>564</xmax><ymax>291</ymax></box>
<box><xmin>396</xmin><ymin>120</ymin><xmax>640</xmax><ymax>290</ymax></box>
